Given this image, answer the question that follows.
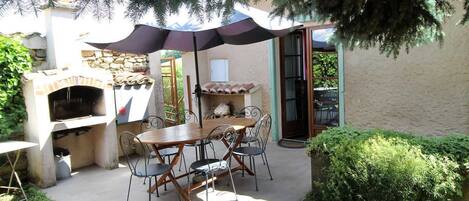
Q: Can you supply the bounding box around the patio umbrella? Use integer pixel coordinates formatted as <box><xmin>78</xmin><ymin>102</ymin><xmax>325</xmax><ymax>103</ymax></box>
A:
<box><xmin>86</xmin><ymin>4</ymin><xmax>301</xmax><ymax>128</ymax></box>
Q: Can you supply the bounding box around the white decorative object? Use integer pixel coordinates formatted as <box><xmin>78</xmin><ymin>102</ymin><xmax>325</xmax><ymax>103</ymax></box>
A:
<box><xmin>210</xmin><ymin>59</ymin><xmax>229</xmax><ymax>82</ymax></box>
<box><xmin>214</xmin><ymin>103</ymin><xmax>231</xmax><ymax>116</ymax></box>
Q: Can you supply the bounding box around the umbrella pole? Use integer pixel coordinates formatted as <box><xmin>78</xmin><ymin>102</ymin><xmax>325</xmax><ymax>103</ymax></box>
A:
<box><xmin>193</xmin><ymin>33</ymin><xmax>207</xmax><ymax>160</ymax></box>
<box><xmin>192</xmin><ymin>33</ymin><xmax>203</xmax><ymax>129</ymax></box>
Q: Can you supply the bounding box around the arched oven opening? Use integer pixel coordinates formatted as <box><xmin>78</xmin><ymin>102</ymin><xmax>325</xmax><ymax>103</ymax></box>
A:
<box><xmin>48</xmin><ymin>86</ymin><xmax>106</xmax><ymax>122</ymax></box>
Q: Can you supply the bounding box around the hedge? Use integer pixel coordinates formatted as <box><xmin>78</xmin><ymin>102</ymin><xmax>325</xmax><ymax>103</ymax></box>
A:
<box><xmin>306</xmin><ymin>127</ymin><xmax>469</xmax><ymax>201</ymax></box>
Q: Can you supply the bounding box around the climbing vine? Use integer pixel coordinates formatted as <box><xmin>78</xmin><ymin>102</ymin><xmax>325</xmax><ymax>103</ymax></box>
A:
<box><xmin>0</xmin><ymin>35</ymin><xmax>32</xmax><ymax>141</ymax></box>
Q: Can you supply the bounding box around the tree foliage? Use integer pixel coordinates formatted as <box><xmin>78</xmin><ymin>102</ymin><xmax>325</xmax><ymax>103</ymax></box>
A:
<box><xmin>0</xmin><ymin>0</ymin><xmax>468</xmax><ymax>57</ymax></box>
<box><xmin>0</xmin><ymin>35</ymin><xmax>32</xmax><ymax>141</ymax></box>
<box><xmin>272</xmin><ymin>0</ymin><xmax>465</xmax><ymax>57</ymax></box>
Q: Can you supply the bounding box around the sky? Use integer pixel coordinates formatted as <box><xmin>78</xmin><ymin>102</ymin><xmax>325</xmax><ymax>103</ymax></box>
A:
<box><xmin>0</xmin><ymin>5</ymin><xmax>136</xmax><ymax>43</ymax></box>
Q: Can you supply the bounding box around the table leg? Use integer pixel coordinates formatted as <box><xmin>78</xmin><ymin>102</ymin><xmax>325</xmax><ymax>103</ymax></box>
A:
<box><xmin>221</xmin><ymin>128</ymin><xmax>255</xmax><ymax>176</ymax></box>
<box><xmin>6</xmin><ymin>150</ymin><xmax>28</xmax><ymax>200</ymax></box>
<box><xmin>150</xmin><ymin>144</ymin><xmax>191</xmax><ymax>201</ymax></box>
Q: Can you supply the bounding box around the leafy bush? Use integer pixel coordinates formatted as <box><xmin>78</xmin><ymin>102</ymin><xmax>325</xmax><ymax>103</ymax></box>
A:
<box><xmin>306</xmin><ymin>127</ymin><xmax>469</xmax><ymax>201</ymax></box>
<box><xmin>0</xmin><ymin>185</ymin><xmax>51</xmax><ymax>201</ymax></box>
<box><xmin>0</xmin><ymin>36</ymin><xmax>32</xmax><ymax>141</ymax></box>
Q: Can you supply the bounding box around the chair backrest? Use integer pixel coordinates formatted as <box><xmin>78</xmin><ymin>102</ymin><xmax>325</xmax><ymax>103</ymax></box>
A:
<box><xmin>119</xmin><ymin>131</ymin><xmax>151</xmax><ymax>176</ymax></box>
<box><xmin>253</xmin><ymin>114</ymin><xmax>272</xmax><ymax>152</ymax></box>
<box><xmin>180</xmin><ymin>110</ymin><xmax>198</xmax><ymax>124</ymax></box>
<box><xmin>205</xmin><ymin>125</ymin><xmax>239</xmax><ymax>159</ymax></box>
<box><xmin>238</xmin><ymin>106</ymin><xmax>263</xmax><ymax>122</ymax></box>
<box><xmin>140</xmin><ymin>115</ymin><xmax>165</xmax><ymax>132</ymax></box>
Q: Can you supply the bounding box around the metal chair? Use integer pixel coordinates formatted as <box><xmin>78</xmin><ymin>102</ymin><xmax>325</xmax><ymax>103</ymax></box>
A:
<box><xmin>119</xmin><ymin>131</ymin><xmax>172</xmax><ymax>201</ymax></box>
<box><xmin>181</xmin><ymin>110</ymin><xmax>216</xmax><ymax>160</ymax></box>
<box><xmin>188</xmin><ymin>125</ymin><xmax>238</xmax><ymax>201</ymax></box>
<box><xmin>140</xmin><ymin>115</ymin><xmax>188</xmax><ymax>191</ymax></box>
<box><xmin>232</xmin><ymin>114</ymin><xmax>273</xmax><ymax>191</ymax></box>
<box><xmin>236</xmin><ymin>106</ymin><xmax>263</xmax><ymax>145</ymax></box>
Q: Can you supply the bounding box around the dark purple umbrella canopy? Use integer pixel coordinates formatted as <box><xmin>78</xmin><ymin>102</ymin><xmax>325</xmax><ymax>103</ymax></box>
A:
<box><xmin>87</xmin><ymin>4</ymin><xmax>301</xmax><ymax>132</ymax></box>
<box><xmin>88</xmin><ymin>17</ymin><xmax>299</xmax><ymax>54</ymax></box>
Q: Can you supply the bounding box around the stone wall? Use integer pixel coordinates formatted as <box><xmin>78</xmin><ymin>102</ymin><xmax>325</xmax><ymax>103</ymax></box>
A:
<box><xmin>1</xmin><ymin>32</ymin><xmax>48</xmax><ymax>71</ymax></box>
<box><xmin>81</xmin><ymin>50</ymin><xmax>149</xmax><ymax>73</ymax></box>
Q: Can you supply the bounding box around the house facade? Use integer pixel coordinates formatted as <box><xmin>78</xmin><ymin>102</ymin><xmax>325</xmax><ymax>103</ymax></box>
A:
<box><xmin>181</xmin><ymin>1</ymin><xmax>469</xmax><ymax>141</ymax></box>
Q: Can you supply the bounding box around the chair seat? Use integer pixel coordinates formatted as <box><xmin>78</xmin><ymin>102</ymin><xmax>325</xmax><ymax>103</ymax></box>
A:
<box><xmin>134</xmin><ymin>163</ymin><xmax>171</xmax><ymax>177</ymax></box>
<box><xmin>190</xmin><ymin>159</ymin><xmax>228</xmax><ymax>173</ymax></box>
<box><xmin>232</xmin><ymin>146</ymin><xmax>263</xmax><ymax>156</ymax></box>
<box><xmin>241</xmin><ymin>136</ymin><xmax>258</xmax><ymax>143</ymax></box>
<box><xmin>150</xmin><ymin>147</ymin><xmax>179</xmax><ymax>157</ymax></box>
<box><xmin>185</xmin><ymin>140</ymin><xmax>212</xmax><ymax>147</ymax></box>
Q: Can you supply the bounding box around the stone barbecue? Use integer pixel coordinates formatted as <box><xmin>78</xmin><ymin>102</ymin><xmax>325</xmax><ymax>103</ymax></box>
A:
<box><xmin>22</xmin><ymin>4</ymin><xmax>119</xmax><ymax>187</ymax></box>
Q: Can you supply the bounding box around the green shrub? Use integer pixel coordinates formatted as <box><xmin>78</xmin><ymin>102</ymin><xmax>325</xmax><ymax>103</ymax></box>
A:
<box><xmin>306</xmin><ymin>127</ymin><xmax>469</xmax><ymax>201</ymax></box>
<box><xmin>0</xmin><ymin>185</ymin><xmax>51</xmax><ymax>201</ymax></box>
<box><xmin>0</xmin><ymin>35</ymin><xmax>32</xmax><ymax>141</ymax></box>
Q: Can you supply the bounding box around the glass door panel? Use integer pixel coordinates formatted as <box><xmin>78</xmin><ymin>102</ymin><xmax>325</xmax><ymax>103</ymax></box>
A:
<box><xmin>280</xmin><ymin>30</ymin><xmax>308</xmax><ymax>139</ymax></box>
<box><xmin>311</xmin><ymin>28</ymin><xmax>339</xmax><ymax>135</ymax></box>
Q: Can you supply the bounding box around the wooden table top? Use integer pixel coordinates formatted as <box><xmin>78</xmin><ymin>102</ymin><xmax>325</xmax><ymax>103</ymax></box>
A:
<box><xmin>137</xmin><ymin>118</ymin><xmax>256</xmax><ymax>145</ymax></box>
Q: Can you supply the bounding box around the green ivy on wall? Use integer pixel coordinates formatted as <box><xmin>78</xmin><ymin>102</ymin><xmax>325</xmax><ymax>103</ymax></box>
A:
<box><xmin>0</xmin><ymin>35</ymin><xmax>32</xmax><ymax>141</ymax></box>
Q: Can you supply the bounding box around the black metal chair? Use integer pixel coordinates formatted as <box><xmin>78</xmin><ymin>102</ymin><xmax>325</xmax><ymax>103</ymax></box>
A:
<box><xmin>140</xmin><ymin>115</ymin><xmax>188</xmax><ymax>191</ymax></box>
<box><xmin>235</xmin><ymin>106</ymin><xmax>263</xmax><ymax>145</ymax></box>
<box><xmin>119</xmin><ymin>131</ymin><xmax>172</xmax><ymax>201</ymax></box>
<box><xmin>188</xmin><ymin>125</ymin><xmax>238</xmax><ymax>201</ymax></box>
<box><xmin>181</xmin><ymin>110</ymin><xmax>216</xmax><ymax>160</ymax></box>
<box><xmin>232</xmin><ymin>114</ymin><xmax>273</xmax><ymax>191</ymax></box>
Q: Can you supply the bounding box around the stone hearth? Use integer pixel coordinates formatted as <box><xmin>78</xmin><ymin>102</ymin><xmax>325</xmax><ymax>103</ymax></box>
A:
<box><xmin>22</xmin><ymin>68</ymin><xmax>118</xmax><ymax>187</ymax></box>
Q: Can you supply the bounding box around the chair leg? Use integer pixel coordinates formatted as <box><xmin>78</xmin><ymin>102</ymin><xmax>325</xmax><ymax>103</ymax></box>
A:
<box><xmin>195</xmin><ymin>146</ymin><xmax>199</xmax><ymax>160</ymax></box>
<box><xmin>227</xmin><ymin>163</ymin><xmax>238</xmax><ymax>201</ymax></box>
<box><xmin>209</xmin><ymin>142</ymin><xmax>216</xmax><ymax>158</ymax></box>
<box><xmin>241</xmin><ymin>156</ymin><xmax>245</xmax><ymax>177</ymax></box>
<box><xmin>249</xmin><ymin>154</ymin><xmax>253</xmax><ymax>170</ymax></box>
<box><xmin>154</xmin><ymin>176</ymin><xmax>159</xmax><ymax>197</ymax></box>
<box><xmin>187</xmin><ymin>170</ymin><xmax>192</xmax><ymax>199</ymax></box>
<box><xmin>127</xmin><ymin>175</ymin><xmax>133</xmax><ymax>201</ymax></box>
<box><xmin>164</xmin><ymin>156</ymin><xmax>168</xmax><ymax>191</ymax></box>
<box><xmin>148</xmin><ymin>176</ymin><xmax>152</xmax><ymax>201</ymax></box>
<box><xmin>264</xmin><ymin>152</ymin><xmax>273</xmax><ymax>180</ymax></box>
<box><xmin>252</xmin><ymin>156</ymin><xmax>258</xmax><ymax>191</ymax></box>
<box><xmin>211</xmin><ymin>172</ymin><xmax>216</xmax><ymax>192</ymax></box>
<box><xmin>205</xmin><ymin>173</ymin><xmax>209</xmax><ymax>201</ymax></box>
<box><xmin>258</xmin><ymin>140</ymin><xmax>266</xmax><ymax>165</ymax></box>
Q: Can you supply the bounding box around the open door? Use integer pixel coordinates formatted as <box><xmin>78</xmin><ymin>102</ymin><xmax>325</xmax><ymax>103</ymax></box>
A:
<box><xmin>308</xmin><ymin>27</ymin><xmax>340</xmax><ymax>137</ymax></box>
<box><xmin>279</xmin><ymin>27</ymin><xmax>341</xmax><ymax>142</ymax></box>
<box><xmin>279</xmin><ymin>30</ymin><xmax>309</xmax><ymax>140</ymax></box>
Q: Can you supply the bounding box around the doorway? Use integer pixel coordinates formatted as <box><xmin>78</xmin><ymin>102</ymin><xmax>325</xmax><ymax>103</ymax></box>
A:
<box><xmin>279</xmin><ymin>27</ymin><xmax>340</xmax><ymax>141</ymax></box>
<box><xmin>160</xmin><ymin>50</ymin><xmax>185</xmax><ymax>125</ymax></box>
<box><xmin>279</xmin><ymin>30</ymin><xmax>308</xmax><ymax>140</ymax></box>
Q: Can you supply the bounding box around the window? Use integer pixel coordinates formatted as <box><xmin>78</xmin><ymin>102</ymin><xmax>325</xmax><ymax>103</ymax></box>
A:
<box><xmin>210</xmin><ymin>59</ymin><xmax>229</xmax><ymax>82</ymax></box>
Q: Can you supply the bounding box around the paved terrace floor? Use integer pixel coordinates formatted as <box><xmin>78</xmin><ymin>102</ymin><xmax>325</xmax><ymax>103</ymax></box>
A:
<box><xmin>43</xmin><ymin>143</ymin><xmax>311</xmax><ymax>201</ymax></box>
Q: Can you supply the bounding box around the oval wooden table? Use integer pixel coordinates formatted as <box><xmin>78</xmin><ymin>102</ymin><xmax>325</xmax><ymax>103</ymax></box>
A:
<box><xmin>137</xmin><ymin>118</ymin><xmax>256</xmax><ymax>201</ymax></box>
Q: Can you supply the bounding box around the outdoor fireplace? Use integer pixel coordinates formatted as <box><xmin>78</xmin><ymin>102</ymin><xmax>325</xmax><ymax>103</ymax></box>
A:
<box><xmin>20</xmin><ymin>4</ymin><xmax>120</xmax><ymax>187</ymax></box>
<box><xmin>48</xmin><ymin>86</ymin><xmax>105</xmax><ymax>121</ymax></box>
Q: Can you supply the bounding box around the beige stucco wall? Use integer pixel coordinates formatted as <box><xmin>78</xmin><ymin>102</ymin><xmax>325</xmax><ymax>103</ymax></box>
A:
<box><xmin>343</xmin><ymin>4</ymin><xmax>469</xmax><ymax>135</ymax></box>
<box><xmin>181</xmin><ymin>42</ymin><xmax>271</xmax><ymax>116</ymax></box>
